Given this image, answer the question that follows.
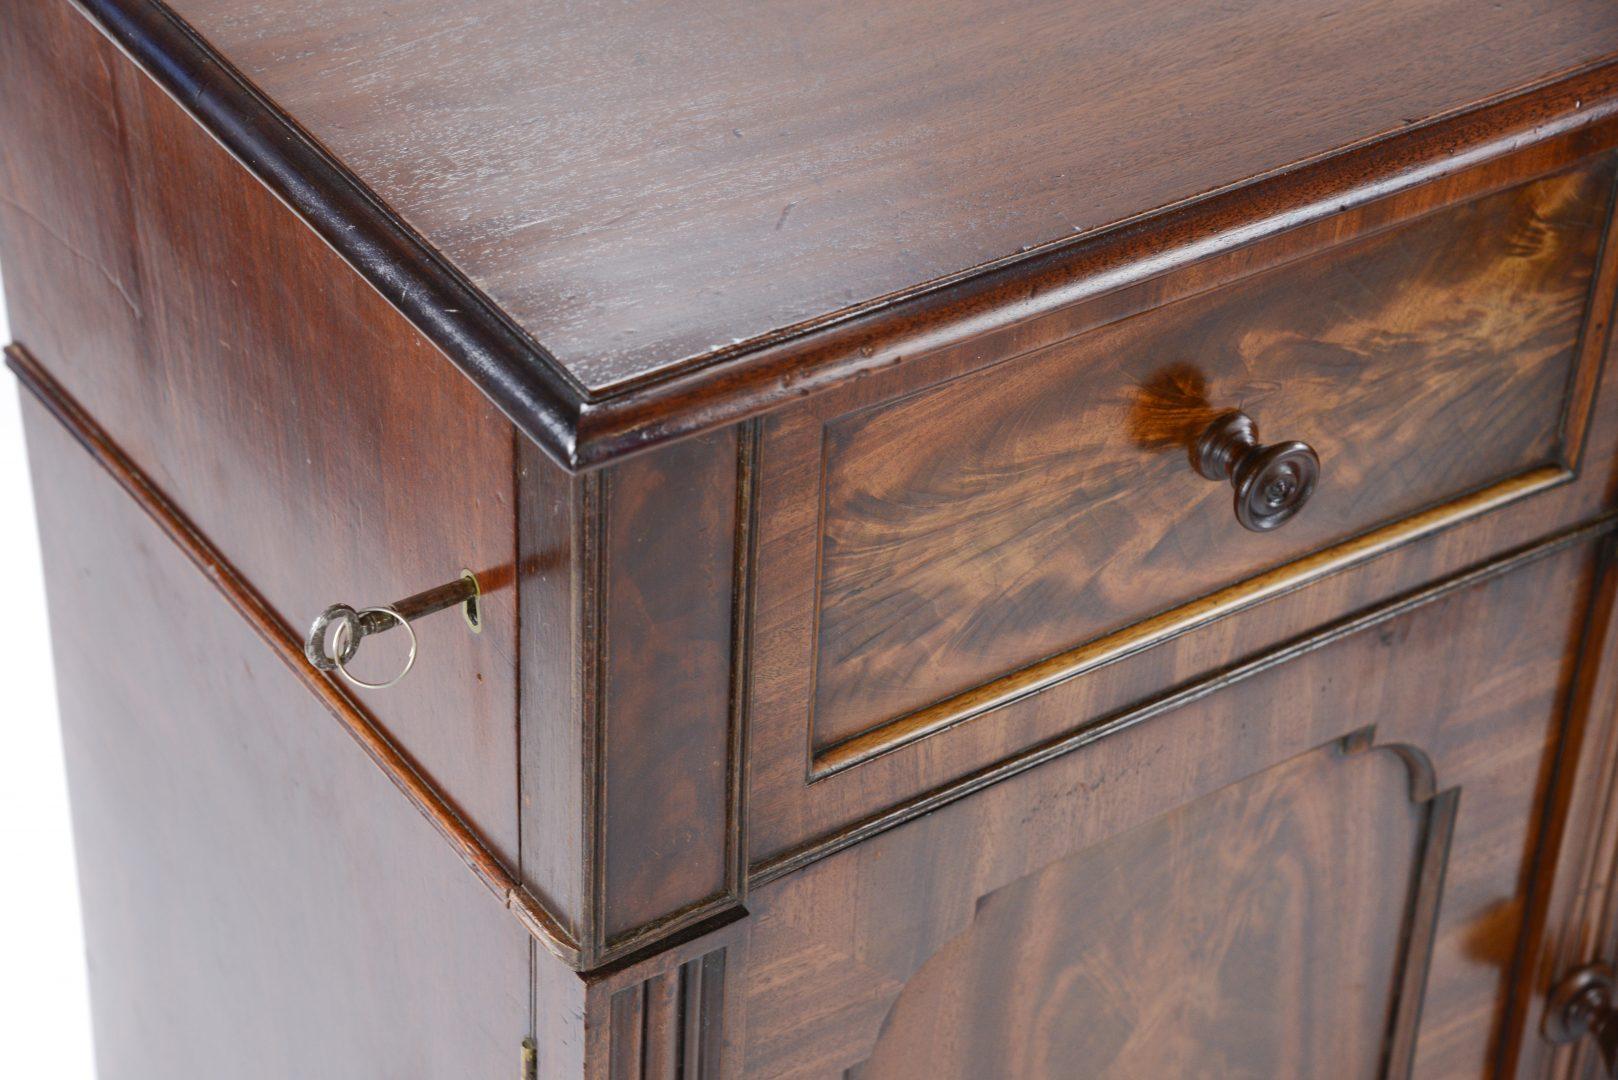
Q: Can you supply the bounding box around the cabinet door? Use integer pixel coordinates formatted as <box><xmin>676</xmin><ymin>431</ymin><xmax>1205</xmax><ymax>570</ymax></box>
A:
<box><xmin>732</xmin><ymin>533</ymin><xmax>1616</xmax><ymax>1078</ymax></box>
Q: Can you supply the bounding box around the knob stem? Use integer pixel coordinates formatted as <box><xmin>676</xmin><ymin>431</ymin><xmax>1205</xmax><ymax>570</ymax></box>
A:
<box><xmin>1192</xmin><ymin>410</ymin><xmax>1259</xmax><ymax>483</ymax></box>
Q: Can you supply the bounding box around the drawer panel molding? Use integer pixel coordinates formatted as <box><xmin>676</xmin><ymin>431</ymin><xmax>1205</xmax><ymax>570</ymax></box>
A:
<box><xmin>748</xmin><ymin>134</ymin><xmax>1618</xmax><ymax>871</ymax></box>
<box><xmin>748</xmin><ymin>149</ymin><xmax>1618</xmax><ymax>804</ymax></box>
<box><xmin>810</xmin><ymin>156</ymin><xmax>1618</xmax><ymax>770</ymax></box>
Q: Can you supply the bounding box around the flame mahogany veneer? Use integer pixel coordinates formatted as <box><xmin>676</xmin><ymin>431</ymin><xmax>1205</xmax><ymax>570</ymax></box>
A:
<box><xmin>8</xmin><ymin>0</ymin><xmax>1618</xmax><ymax>1075</ymax></box>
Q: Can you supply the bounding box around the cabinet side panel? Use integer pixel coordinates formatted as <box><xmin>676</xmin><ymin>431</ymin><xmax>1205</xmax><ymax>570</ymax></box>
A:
<box><xmin>0</xmin><ymin>0</ymin><xmax>522</xmax><ymax>863</ymax></box>
<box><xmin>20</xmin><ymin>394</ymin><xmax>531</xmax><ymax>1079</ymax></box>
<box><xmin>0</xmin><ymin>0</ymin><xmax>141</xmax><ymax>374</ymax></box>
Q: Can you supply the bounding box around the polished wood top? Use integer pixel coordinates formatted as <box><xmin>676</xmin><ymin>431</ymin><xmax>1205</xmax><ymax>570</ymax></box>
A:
<box><xmin>160</xmin><ymin>0</ymin><xmax>1618</xmax><ymax>394</ymax></box>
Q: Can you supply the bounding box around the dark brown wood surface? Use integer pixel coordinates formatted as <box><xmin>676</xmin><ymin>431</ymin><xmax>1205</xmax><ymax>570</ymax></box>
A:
<box><xmin>154</xmin><ymin>0</ymin><xmax>1618</xmax><ymax>397</ymax></box>
<box><xmin>855</xmin><ymin>743</ymin><xmax>1429</xmax><ymax>1078</ymax></box>
<box><xmin>15</xmin><ymin>0</ymin><xmax>1618</xmax><ymax>1075</ymax></box>
<box><xmin>738</xmin><ymin>535</ymin><xmax>1604</xmax><ymax>1079</ymax></box>
<box><xmin>1508</xmin><ymin>537</ymin><xmax>1618</xmax><ymax>1078</ymax></box>
<box><xmin>1</xmin><ymin>0</ymin><xmax>742</xmax><ymax>973</ymax></box>
<box><xmin>52</xmin><ymin>1</ymin><xmax>1618</xmax><ymax>467</ymax></box>
<box><xmin>518</xmin><ymin>433</ymin><xmax>591</xmax><ymax>944</ymax></box>
<box><xmin>0</xmin><ymin>0</ymin><xmax>525</xmax><ymax>873</ymax></box>
<box><xmin>811</xmin><ymin>158</ymin><xmax>1611</xmax><ymax>748</ymax></box>
<box><xmin>20</xmin><ymin>392</ymin><xmax>533</xmax><ymax>1079</ymax></box>
<box><xmin>747</xmin><ymin>128</ymin><xmax>1618</xmax><ymax>870</ymax></box>
<box><xmin>515</xmin><ymin>411</ymin><xmax>749</xmax><ymax>964</ymax></box>
<box><xmin>597</xmin><ymin>428</ymin><xmax>742</xmax><ymax>947</ymax></box>
<box><xmin>12</xmin><ymin>334</ymin><xmax>594</xmax><ymax>1077</ymax></box>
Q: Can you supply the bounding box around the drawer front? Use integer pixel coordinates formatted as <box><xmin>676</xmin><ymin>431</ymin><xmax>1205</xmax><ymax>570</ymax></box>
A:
<box><xmin>749</xmin><ymin>134</ymin><xmax>1618</xmax><ymax>866</ymax></box>
<box><xmin>815</xmin><ymin>155</ymin><xmax>1613</xmax><ymax>757</ymax></box>
<box><xmin>0</xmin><ymin>2</ymin><xmax>520</xmax><ymax>861</ymax></box>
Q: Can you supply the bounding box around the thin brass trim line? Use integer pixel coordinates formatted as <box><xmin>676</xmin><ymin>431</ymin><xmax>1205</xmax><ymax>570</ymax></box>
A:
<box><xmin>760</xmin><ymin>512</ymin><xmax>1617</xmax><ymax>886</ymax></box>
<box><xmin>812</xmin><ymin>464</ymin><xmax>1572</xmax><ymax>776</ymax></box>
<box><xmin>5</xmin><ymin>344</ymin><xmax>582</xmax><ymax>966</ymax></box>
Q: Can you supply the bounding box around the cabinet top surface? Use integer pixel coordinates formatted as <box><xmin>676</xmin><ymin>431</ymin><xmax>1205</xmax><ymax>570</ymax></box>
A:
<box><xmin>153</xmin><ymin>0</ymin><xmax>1618</xmax><ymax>400</ymax></box>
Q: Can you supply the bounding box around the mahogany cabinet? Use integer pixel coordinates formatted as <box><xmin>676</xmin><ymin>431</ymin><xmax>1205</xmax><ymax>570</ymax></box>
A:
<box><xmin>8</xmin><ymin>0</ymin><xmax>1618</xmax><ymax>1076</ymax></box>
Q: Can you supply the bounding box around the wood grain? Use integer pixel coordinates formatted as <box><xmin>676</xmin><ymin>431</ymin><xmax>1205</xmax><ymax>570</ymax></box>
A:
<box><xmin>740</xmin><ymin>535</ymin><xmax>1600</xmax><ymax>1078</ymax></box>
<box><xmin>43</xmin><ymin>2</ymin><xmax>1618</xmax><ymax>465</ymax></box>
<box><xmin>14</xmin><ymin>0</ymin><xmax>1618</xmax><ymax>1073</ymax></box>
<box><xmin>0</xmin><ymin>0</ymin><xmax>525</xmax><ymax>869</ymax></box>
<box><xmin>811</xmin><ymin>158</ymin><xmax>1613</xmax><ymax>750</ymax></box>
<box><xmin>2</xmin><ymin>0</ymin><xmax>750</xmax><ymax>967</ymax></box>
<box><xmin>599</xmin><ymin>429</ymin><xmax>740</xmax><ymax>947</ymax></box>
<box><xmin>606</xmin><ymin>949</ymin><xmax>729</xmax><ymax>1080</ymax></box>
<box><xmin>852</xmin><ymin>740</ymin><xmax>1431</xmax><ymax>1079</ymax></box>
<box><xmin>747</xmin><ymin>128</ymin><xmax>1618</xmax><ymax>869</ymax></box>
<box><xmin>1501</xmin><ymin>538</ymin><xmax>1618</xmax><ymax>1078</ymax></box>
<box><xmin>7</xmin><ymin>343</ymin><xmax>578</xmax><ymax>961</ymax></box>
<box><xmin>518</xmin><ymin>436</ymin><xmax>590</xmax><ymax>941</ymax></box>
<box><xmin>20</xmin><ymin>392</ymin><xmax>533</xmax><ymax>1078</ymax></box>
<box><xmin>151</xmin><ymin>0</ymin><xmax>1618</xmax><ymax>396</ymax></box>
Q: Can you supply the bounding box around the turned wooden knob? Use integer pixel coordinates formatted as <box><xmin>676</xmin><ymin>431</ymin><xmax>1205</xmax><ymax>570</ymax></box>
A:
<box><xmin>1191</xmin><ymin>410</ymin><xmax>1319</xmax><ymax>532</ymax></box>
<box><xmin>1546</xmin><ymin>964</ymin><xmax>1618</xmax><ymax>1075</ymax></box>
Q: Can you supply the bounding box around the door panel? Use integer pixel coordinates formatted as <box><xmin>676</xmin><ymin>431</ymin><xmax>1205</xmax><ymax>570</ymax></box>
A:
<box><xmin>737</xmin><ymin>532</ymin><xmax>1604</xmax><ymax>1078</ymax></box>
<box><xmin>854</xmin><ymin>740</ymin><xmax>1436</xmax><ymax>1079</ymax></box>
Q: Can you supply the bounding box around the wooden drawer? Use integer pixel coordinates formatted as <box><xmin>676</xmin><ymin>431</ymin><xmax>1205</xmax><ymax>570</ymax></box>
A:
<box><xmin>749</xmin><ymin>136</ymin><xmax>1618</xmax><ymax>868</ymax></box>
<box><xmin>814</xmin><ymin>156</ymin><xmax>1613</xmax><ymax>756</ymax></box>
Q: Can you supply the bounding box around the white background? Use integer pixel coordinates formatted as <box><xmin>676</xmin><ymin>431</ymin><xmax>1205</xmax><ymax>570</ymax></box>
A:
<box><xmin>0</xmin><ymin>260</ymin><xmax>99</xmax><ymax>1076</ymax></box>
